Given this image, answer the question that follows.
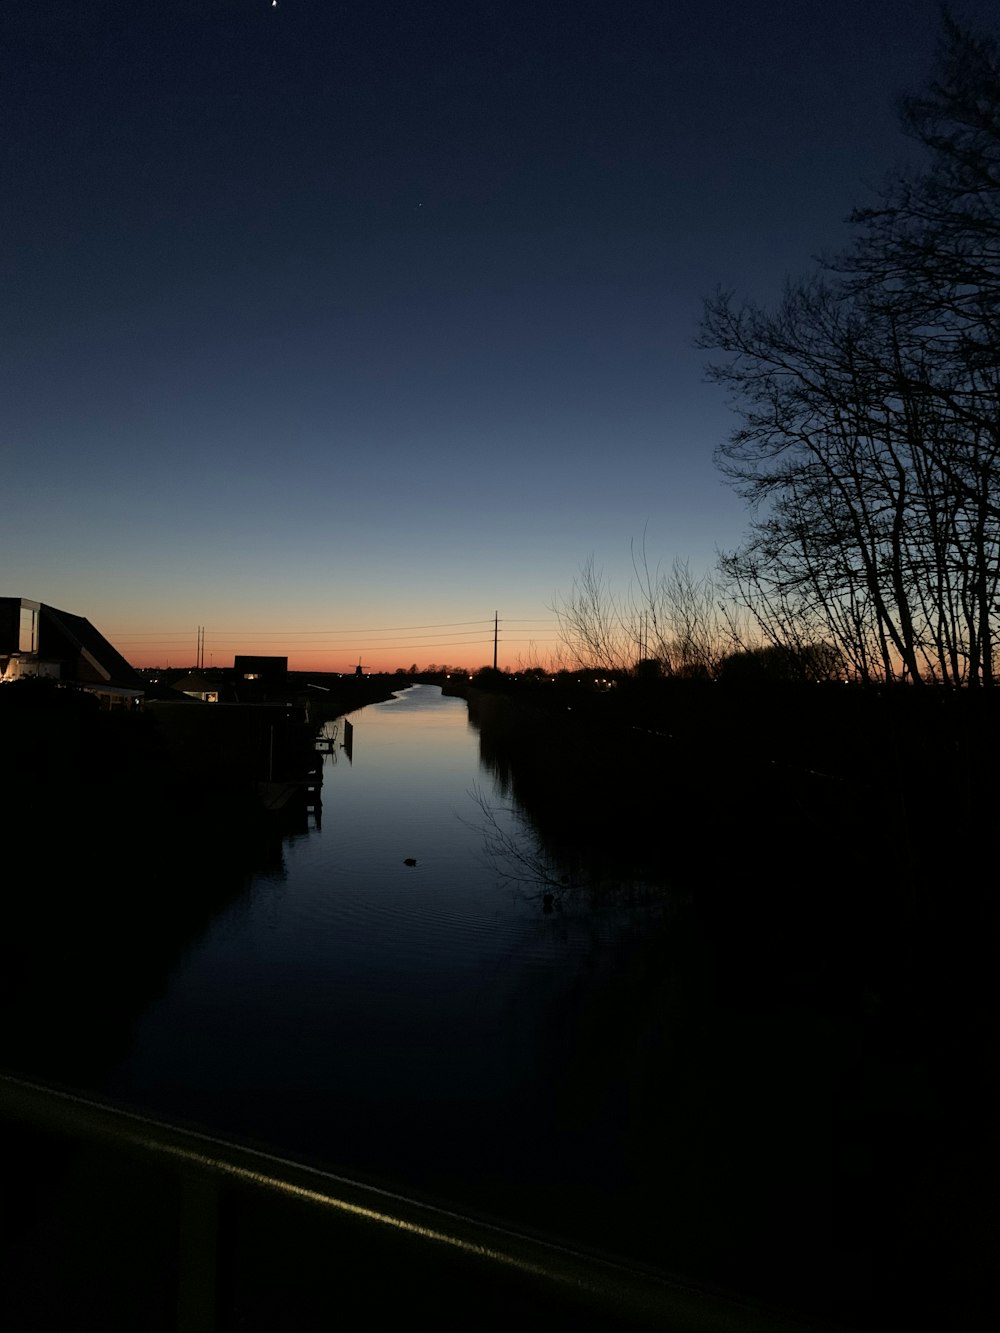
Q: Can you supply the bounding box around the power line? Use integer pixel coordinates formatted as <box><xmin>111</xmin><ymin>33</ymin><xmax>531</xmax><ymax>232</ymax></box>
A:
<box><xmin>110</xmin><ymin>619</ymin><xmax>560</xmax><ymax>640</ymax></box>
<box><xmin>125</xmin><ymin>640</ymin><xmax>551</xmax><ymax>662</ymax></box>
<box><xmin>193</xmin><ymin>640</ymin><xmax>545</xmax><ymax>655</ymax></box>
<box><xmin>109</xmin><ymin>611</ymin><xmax>563</xmax><ymax>664</ymax></box>
<box><xmin>110</xmin><ymin>618</ymin><xmax>498</xmax><ymax>638</ymax></box>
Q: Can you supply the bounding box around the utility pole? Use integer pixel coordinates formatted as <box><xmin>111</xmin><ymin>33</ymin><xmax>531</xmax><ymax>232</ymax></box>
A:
<box><xmin>493</xmin><ymin>611</ymin><xmax>498</xmax><ymax>671</ymax></box>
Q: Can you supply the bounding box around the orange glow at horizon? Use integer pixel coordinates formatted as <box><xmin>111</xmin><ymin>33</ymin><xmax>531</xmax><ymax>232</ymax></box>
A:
<box><xmin>105</xmin><ymin>613</ymin><xmax>562</xmax><ymax>676</ymax></box>
<box><xmin>116</xmin><ymin>637</ymin><xmax>561</xmax><ymax>676</ymax></box>
<box><xmin>125</xmin><ymin>648</ymin><xmax>522</xmax><ymax>675</ymax></box>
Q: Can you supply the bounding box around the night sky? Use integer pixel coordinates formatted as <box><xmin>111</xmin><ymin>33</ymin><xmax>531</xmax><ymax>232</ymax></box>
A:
<box><xmin>5</xmin><ymin>0</ymin><xmax>996</xmax><ymax>671</ymax></box>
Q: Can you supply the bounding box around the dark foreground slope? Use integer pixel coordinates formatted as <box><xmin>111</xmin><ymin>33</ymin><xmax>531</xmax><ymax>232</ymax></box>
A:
<box><xmin>461</xmin><ymin>674</ymin><xmax>999</xmax><ymax>1332</ymax></box>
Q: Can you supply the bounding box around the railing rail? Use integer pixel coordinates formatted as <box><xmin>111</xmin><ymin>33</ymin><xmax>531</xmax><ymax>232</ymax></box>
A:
<box><xmin>0</xmin><ymin>1070</ymin><xmax>835</xmax><ymax>1333</ymax></box>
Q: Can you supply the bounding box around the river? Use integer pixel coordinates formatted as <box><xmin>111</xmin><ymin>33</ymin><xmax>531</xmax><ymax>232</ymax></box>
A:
<box><xmin>96</xmin><ymin>683</ymin><xmax>666</xmax><ymax>1255</ymax></box>
<box><xmin>5</xmin><ymin>681</ymin><xmax>979</xmax><ymax>1331</ymax></box>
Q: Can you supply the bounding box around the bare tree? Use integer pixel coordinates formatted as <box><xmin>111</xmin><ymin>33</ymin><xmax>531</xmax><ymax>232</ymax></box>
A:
<box><xmin>629</xmin><ymin>545</ymin><xmax>737</xmax><ymax>677</ymax></box>
<box><xmin>552</xmin><ymin>556</ymin><xmax>636</xmax><ymax>673</ymax></box>
<box><xmin>553</xmin><ymin>543</ymin><xmax>741</xmax><ymax>676</ymax></box>
<box><xmin>703</xmin><ymin>18</ymin><xmax>1000</xmax><ymax>684</ymax></box>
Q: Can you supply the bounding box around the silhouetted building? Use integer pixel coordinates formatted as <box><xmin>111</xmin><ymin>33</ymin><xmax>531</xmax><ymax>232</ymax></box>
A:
<box><xmin>233</xmin><ymin>654</ymin><xmax>288</xmax><ymax>701</ymax></box>
<box><xmin>170</xmin><ymin>671</ymin><xmax>220</xmax><ymax>703</ymax></box>
<box><xmin>0</xmin><ymin>597</ymin><xmax>144</xmax><ymax>707</ymax></box>
<box><xmin>234</xmin><ymin>655</ymin><xmax>288</xmax><ymax>684</ymax></box>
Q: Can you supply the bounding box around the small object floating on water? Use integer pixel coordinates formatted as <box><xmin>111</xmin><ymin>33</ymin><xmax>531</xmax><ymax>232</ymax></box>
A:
<box><xmin>403</xmin><ymin>857</ymin><xmax>417</xmax><ymax>867</ymax></box>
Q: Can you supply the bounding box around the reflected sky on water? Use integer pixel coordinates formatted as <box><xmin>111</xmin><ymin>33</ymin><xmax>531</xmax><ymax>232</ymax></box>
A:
<box><xmin>100</xmin><ymin>685</ymin><xmax>656</xmax><ymax>1240</ymax></box>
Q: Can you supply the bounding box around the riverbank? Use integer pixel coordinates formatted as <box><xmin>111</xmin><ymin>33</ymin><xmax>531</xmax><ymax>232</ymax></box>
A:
<box><xmin>460</xmin><ymin>675</ymin><xmax>999</xmax><ymax>1331</ymax></box>
<box><xmin>2</xmin><ymin>677</ymin><xmax>996</xmax><ymax>1330</ymax></box>
<box><xmin>0</xmin><ymin>675</ymin><xmax>398</xmax><ymax>1077</ymax></box>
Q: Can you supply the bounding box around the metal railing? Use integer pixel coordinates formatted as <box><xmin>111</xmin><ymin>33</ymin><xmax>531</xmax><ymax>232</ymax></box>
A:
<box><xmin>0</xmin><ymin>1070</ymin><xmax>835</xmax><ymax>1333</ymax></box>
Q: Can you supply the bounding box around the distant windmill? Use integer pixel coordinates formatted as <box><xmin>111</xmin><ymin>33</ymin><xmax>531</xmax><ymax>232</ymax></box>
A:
<box><xmin>355</xmin><ymin>656</ymin><xmax>365</xmax><ymax>678</ymax></box>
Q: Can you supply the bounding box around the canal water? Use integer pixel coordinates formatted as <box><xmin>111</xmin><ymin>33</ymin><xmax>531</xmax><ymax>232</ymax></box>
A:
<box><xmin>98</xmin><ymin>684</ymin><xmax>668</xmax><ymax>1258</ymax></box>
<box><xmin>13</xmin><ymin>683</ymin><xmax>962</xmax><ymax>1329</ymax></box>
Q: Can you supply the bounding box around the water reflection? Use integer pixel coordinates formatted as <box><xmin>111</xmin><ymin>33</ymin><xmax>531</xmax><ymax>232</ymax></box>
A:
<box><xmin>6</xmin><ymin>683</ymin><xmax>984</xmax><ymax>1328</ymax></box>
<box><xmin>97</xmin><ymin>685</ymin><xmax>652</xmax><ymax>1250</ymax></box>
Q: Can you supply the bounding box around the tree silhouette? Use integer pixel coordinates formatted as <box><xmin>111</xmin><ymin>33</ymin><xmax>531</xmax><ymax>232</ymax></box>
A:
<box><xmin>702</xmin><ymin>17</ymin><xmax>1000</xmax><ymax>684</ymax></box>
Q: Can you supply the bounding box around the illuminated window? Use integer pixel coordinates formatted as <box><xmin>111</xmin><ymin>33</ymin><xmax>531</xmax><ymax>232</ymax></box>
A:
<box><xmin>19</xmin><ymin>605</ymin><xmax>37</xmax><ymax>653</ymax></box>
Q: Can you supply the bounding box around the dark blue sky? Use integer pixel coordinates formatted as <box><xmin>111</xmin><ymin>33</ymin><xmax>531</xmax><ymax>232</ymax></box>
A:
<box><xmin>5</xmin><ymin>1</ymin><xmax>996</xmax><ymax>669</ymax></box>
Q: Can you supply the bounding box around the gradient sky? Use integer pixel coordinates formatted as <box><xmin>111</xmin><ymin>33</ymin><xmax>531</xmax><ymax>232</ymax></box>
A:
<box><xmin>5</xmin><ymin>0</ymin><xmax>996</xmax><ymax>672</ymax></box>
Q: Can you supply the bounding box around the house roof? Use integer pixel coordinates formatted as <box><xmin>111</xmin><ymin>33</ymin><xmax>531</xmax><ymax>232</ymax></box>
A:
<box><xmin>171</xmin><ymin>672</ymin><xmax>217</xmax><ymax>694</ymax></box>
<box><xmin>1</xmin><ymin>598</ymin><xmax>144</xmax><ymax>693</ymax></box>
<box><xmin>40</xmin><ymin>603</ymin><xmax>144</xmax><ymax>691</ymax></box>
